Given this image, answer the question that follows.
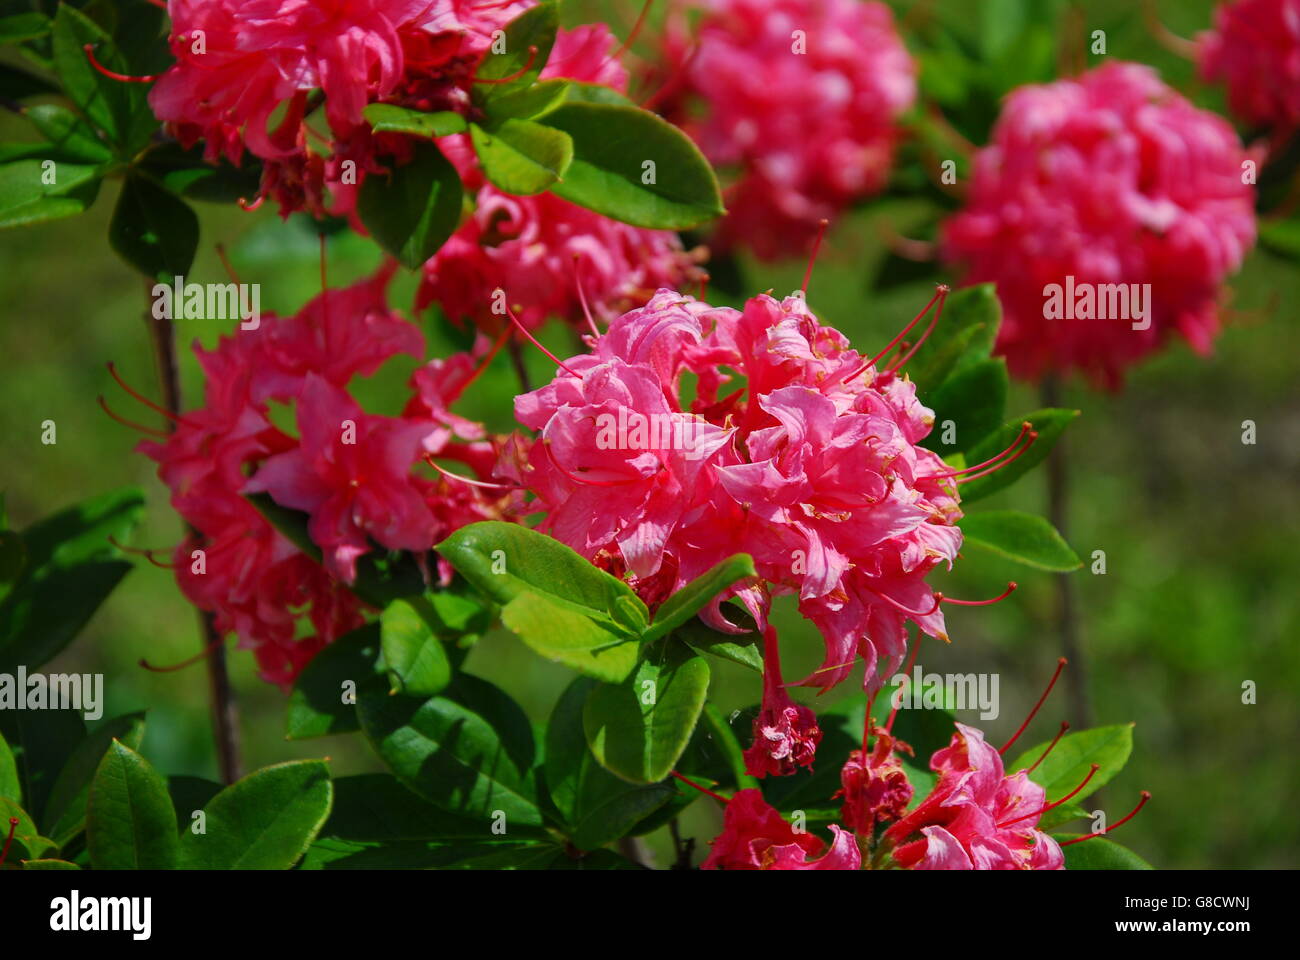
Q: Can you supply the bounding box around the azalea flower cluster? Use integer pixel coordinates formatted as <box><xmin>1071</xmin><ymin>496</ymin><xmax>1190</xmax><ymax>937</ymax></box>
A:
<box><xmin>1197</xmin><ymin>0</ymin><xmax>1300</xmax><ymax>134</ymax></box>
<box><xmin>506</xmin><ymin>283</ymin><xmax>986</xmax><ymax>779</ymax></box>
<box><xmin>133</xmin><ymin>271</ymin><xmax>512</xmax><ymax>688</ymax></box>
<box><xmin>943</xmin><ymin>62</ymin><xmax>1257</xmax><ymax>388</ymax></box>
<box><xmin>652</xmin><ymin>0</ymin><xmax>916</xmax><ymax>259</ymax></box>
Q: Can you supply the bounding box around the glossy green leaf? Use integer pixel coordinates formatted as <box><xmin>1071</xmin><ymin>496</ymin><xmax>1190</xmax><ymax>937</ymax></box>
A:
<box><xmin>180</xmin><ymin>760</ymin><xmax>333</xmax><ymax>869</ymax></box>
<box><xmin>0</xmin><ymin>158</ymin><xmax>101</xmax><ymax>229</ymax></box>
<box><xmin>542</xmin><ymin>102</ymin><xmax>725</xmax><ymax>229</ymax></box>
<box><xmin>470</xmin><ymin>118</ymin><xmax>572</xmax><ymax>195</ymax></box>
<box><xmin>86</xmin><ymin>741</ymin><xmax>179</xmax><ymax>869</ymax></box>
<box><xmin>0</xmin><ymin>12</ymin><xmax>51</xmax><ymax>44</ymax></box>
<box><xmin>959</xmin><ymin>511</ymin><xmax>1082</xmax><ymax>572</ymax></box>
<box><xmin>1060</xmin><ymin>836</ymin><xmax>1153</xmax><ymax>870</ymax></box>
<box><xmin>323</xmin><ymin>773</ymin><xmax>542</xmax><ymax>844</ymax></box>
<box><xmin>0</xmin><ymin>710</ymin><xmax>85</xmax><ymax>820</ymax></box>
<box><xmin>643</xmin><ymin>554</ymin><xmax>755</xmax><ymax>643</ymax></box>
<box><xmin>364</xmin><ymin>104</ymin><xmax>467</xmax><ymax>138</ymax></box>
<box><xmin>473</xmin><ymin>2</ymin><xmax>558</xmax><ymax>99</ymax></box>
<box><xmin>1008</xmin><ymin>724</ymin><xmax>1134</xmax><ymax>805</ymax></box>
<box><xmin>437</xmin><ymin>521</ymin><xmax>648</xmax><ymax>633</ymax></box>
<box><xmin>21</xmin><ymin>858</ymin><xmax>81</xmax><ymax>869</ymax></box>
<box><xmin>51</xmin><ymin>5</ymin><xmax>150</xmax><ymax>152</ymax></box>
<box><xmin>109</xmin><ymin>173</ymin><xmax>199</xmax><ymax>282</ymax></box>
<box><xmin>358</xmin><ymin>674</ymin><xmax>541</xmax><ymax>827</ymax></box>
<box><xmin>381</xmin><ymin>597</ymin><xmax>453</xmax><ymax>697</ymax></box>
<box><xmin>909</xmin><ymin>283</ymin><xmax>1001</xmax><ymax>390</ymax></box>
<box><xmin>501</xmin><ymin>592</ymin><xmax>638</xmax><ymax>683</ymax></box>
<box><xmin>0</xmin><ymin>729</ymin><xmax>18</xmax><ymax>802</ymax></box>
<box><xmin>922</xmin><ymin>357</ymin><xmax>1008</xmax><ymax>455</ymax></box>
<box><xmin>286</xmin><ymin>623</ymin><xmax>385</xmax><ymax>740</ymax></box>
<box><xmin>1037</xmin><ymin>800</ymin><xmax>1088</xmax><ymax>831</ymax></box>
<box><xmin>583</xmin><ymin>640</ymin><xmax>711</xmax><ymax>784</ymax></box>
<box><xmin>45</xmin><ymin>712</ymin><xmax>147</xmax><ymax>846</ymax></box>
<box><xmin>958</xmin><ymin>408</ymin><xmax>1080</xmax><ymax>503</ymax></box>
<box><xmin>485</xmin><ymin>79</ymin><xmax>571</xmax><ymax>121</ymax></box>
<box><xmin>22</xmin><ymin>105</ymin><xmax>112</xmax><ymax>163</ymax></box>
<box><xmin>674</xmin><ymin>615</ymin><xmax>763</xmax><ymax>672</ymax></box>
<box><xmin>357</xmin><ymin>139</ymin><xmax>462</xmax><ymax>269</ymax></box>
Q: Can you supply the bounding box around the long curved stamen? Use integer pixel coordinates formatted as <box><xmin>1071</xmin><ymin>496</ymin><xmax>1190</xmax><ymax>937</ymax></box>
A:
<box><xmin>886</xmin><ymin>284</ymin><xmax>950</xmax><ymax>374</ymax></box>
<box><xmin>876</xmin><ymin>589</ymin><xmax>943</xmax><ymax>618</ymax></box>
<box><xmin>801</xmin><ymin>219</ymin><xmax>830</xmax><ymax>296</ymax></box>
<box><xmin>1027</xmin><ymin>721</ymin><xmax>1070</xmax><ymax>773</ymax></box>
<box><xmin>698</xmin><ymin>271</ymin><xmax>710</xmax><ymax>301</ymax></box>
<box><xmin>98</xmin><ymin>396</ymin><xmax>170</xmax><ymax>438</ymax></box>
<box><xmin>942</xmin><ymin>581</ymin><xmax>1018</xmax><ymax>607</ymax></box>
<box><xmin>107</xmin><ymin>362</ymin><xmax>196</xmax><ymax>427</ymax></box>
<box><xmin>215</xmin><ymin>243</ymin><xmax>242</xmax><ymax>286</ymax></box>
<box><xmin>852</xmin><ymin>285</ymin><xmax>948</xmax><ymax>378</ymax></box>
<box><xmin>957</xmin><ymin>432</ymin><xmax>1038</xmax><ymax>484</ymax></box>
<box><xmin>426</xmin><ymin>457</ymin><xmax>520</xmax><ymax>491</ymax></box>
<box><xmin>997</xmin><ymin>763</ymin><xmax>1099</xmax><ymax>828</ymax></box>
<box><xmin>237</xmin><ymin>193</ymin><xmax>267</xmax><ymax>212</ymax></box>
<box><xmin>0</xmin><ymin>817</ymin><xmax>17</xmax><ymax>868</ymax></box>
<box><xmin>507</xmin><ymin>304</ymin><xmax>581</xmax><ymax>377</ymax></box>
<box><xmin>107</xmin><ymin>535</ymin><xmax>177</xmax><ymax>569</ymax></box>
<box><xmin>924</xmin><ymin>423</ymin><xmax>1033</xmax><ymax>481</ymax></box>
<box><xmin>83</xmin><ymin>44</ymin><xmax>159</xmax><ymax>83</ymax></box>
<box><xmin>474</xmin><ymin>45</ymin><xmax>539</xmax><ymax>84</ymax></box>
<box><xmin>1058</xmin><ymin>791</ymin><xmax>1151</xmax><ymax>846</ymax></box>
<box><xmin>572</xmin><ymin>254</ymin><xmax>601</xmax><ymax>338</ymax></box>
<box><xmin>671</xmin><ymin>770</ymin><xmax>730</xmax><ymax>805</ymax></box>
<box><xmin>140</xmin><ymin>636</ymin><xmax>226</xmax><ymax>673</ymax></box>
<box><xmin>999</xmin><ymin>657</ymin><xmax>1066</xmax><ymax>755</ymax></box>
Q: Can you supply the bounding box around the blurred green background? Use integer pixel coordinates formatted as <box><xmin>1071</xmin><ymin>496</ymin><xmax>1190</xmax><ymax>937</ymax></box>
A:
<box><xmin>2</xmin><ymin>0</ymin><xmax>1296</xmax><ymax>868</ymax></box>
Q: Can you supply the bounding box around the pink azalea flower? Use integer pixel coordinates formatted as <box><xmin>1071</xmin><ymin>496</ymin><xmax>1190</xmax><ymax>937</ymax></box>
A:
<box><xmin>943</xmin><ymin>62</ymin><xmax>1257</xmax><ymax>388</ymax></box>
<box><xmin>884</xmin><ymin>724</ymin><xmax>1064</xmax><ymax>870</ymax></box>
<box><xmin>652</xmin><ymin>0</ymin><xmax>915</xmax><ymax>259</ymax></box>
<box><xmin>702</xmin><ymin>789</ymin><xmax>861</xmax><ymax>870</ymax></box>
<box><xmin>742</xmin><ymin>627</ymin><xmax>822</xmax><ymax>777</ymax></box>
<box><xmin>1198</xmin><ymin>0</ymin><xmax>1300</xmax><ymax>133</ymax></box>
<box><xmin>834</xmin><ymin>727</ymin><xmax>914</xmax><ymax>835</ymax></box>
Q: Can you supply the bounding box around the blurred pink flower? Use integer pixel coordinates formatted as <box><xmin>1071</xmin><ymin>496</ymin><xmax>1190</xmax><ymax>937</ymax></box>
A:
<box><xmin>1198</xmin><ymin>0</ymin><xmax>1300</xmax><ymax>132</ymax></box>
<box><xmin>702</xmin><ymin>789</ymin><xmax>861</xmax><ymax>870</ymax></box>
<box><xmin>943</xmin><ymin>62</ymin><xmax>1257</xmax><ymax>388</ymax></box>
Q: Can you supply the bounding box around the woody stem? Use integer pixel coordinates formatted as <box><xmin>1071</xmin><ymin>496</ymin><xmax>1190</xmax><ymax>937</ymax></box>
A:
<box><xmin>142</xmin><ymin>280</ymin><xmax>242</xmax><ymax>785</ymax></box>
<box><xmin>1042</xmin><ymin>375</ymin><xmax>1092</xmax><ymax>730</ymax></box>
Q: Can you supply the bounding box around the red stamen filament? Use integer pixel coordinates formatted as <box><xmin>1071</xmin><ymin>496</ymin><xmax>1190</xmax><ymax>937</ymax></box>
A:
<box><xmin>0</xmin><ymin>818</ymin><xmax>17</xmax><ymax>868</ymax></box>
<box><xmin>140</xmin><ymin>636</ymin><xmax>226</xmax><ymax>673</ymax></box>
<box><xmin>885</xmin><ymin>284</ymin><xmax>949</xmax><ymax>375</ymax></box>
<box><xmin>107</xmin><ymin>362</ymin><xmax>195</xmax><ymax>427</ymax></box>
<box><xmin>924</xmin><ymin>422</ymin><xmax>1032</xmax><ymax>481</ymax></box>
<box><xmin>451</xmin><ymin>325</ymin><xmax>513</xmax><ymax>402</ymax></box>
<box><xmin>215</xmin><ymin>243</ymin><xmax>242</xmax><ymax>286</ymax></box>
<box><xmin>1059</xmin><ymin>792</ymin><xmax>1151</xmax><ymax>846</ymax></box>
<box><xmin>474</xmin><ymin>45</ymin><xmax>539</xmax><ymax>84</ymax></box>
<box><xmin>507</xmin><ymin>304</ymin><xmax>580</xmax><ymax>377</ymax></box>
<box><xmin>801</xmin><ymin>219</ymin><xmax>830</xmax><ymax>296</ymax></box>
<box><xmin>998</xmin><ymin>763</ymin><xmax>1098</xmax><ymax>828</ymax></box>
<box><xmin>107</xmin><ymin>535</ymin><xmax>176</xmax><ymax>569</ymax></box>
<box><xmin>425</xmin><ymin>457</ymin><xmax>519</xmax><ymax>491</ymax></box>
<box><xmin>1028</xmin><ymin>721</ymin><xmax>1070</xmax><ymax>773</ymax></box>
<box><xmin>855</xmin><ymin>285</ymin><xmax>948</xmax><ymax>377</ymax></box>
<box><xmin>671</xmin><ymin>771</ymin><xmax>730</xmax><ymax>805</ymax></box>
<box><xmin>98</xmin><ymin>396</ymin><xmax>170</xmax><ymax>438</ymax></box>
<box><xmin>942</xmin><ymin>581</ymin><xmax>1017</xmax><ymax>607</ymax></box>
<box><xmin>83</xmin><ymin>44</ymin><xmax>159</xmax><ymax>83</ymax></box>
<box><xmin>698</xmin><ymin>272</ymin><xmax>710</xmax><ymax>301</ymax></box>
<box><xmin>955</xmin><ymin>432</ymin><xmax>1038</xmax><ymax>484</ymax></box>
<box><xmin>572</xmin><ymin>255</ymin><xmax>600</xmax><ymax>338</ymax></box>
<box><xmin>876</xmin><ymin>589</ymin><xmax>943</xmax><ymax>618</ymax></box>
<box><xmin>999</xmin><ymin>657</ymin><xmax>1067</xmax><ymax>755</ymax></box>
<box><xmin>237</xmin><ymin>193</ymin><xmax>266</xmax><ymax>212</ymax></box>
<box><xmin>641</xmin><ymin>44</ymin><xmax>699</xmax><ymax>111</ymax></box>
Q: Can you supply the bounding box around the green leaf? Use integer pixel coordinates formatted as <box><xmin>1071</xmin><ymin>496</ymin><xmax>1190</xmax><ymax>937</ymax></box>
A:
<box><xmin>583</xmin><ymin>640</ymin><xmax>711</xmax><ymax>784</ymax></box>
<box><xmin>0</xmin><ymin>13</ymin><xmax>51</xmax><ymax>44</ymax></box>
<box><xmin>21</xmin><ymin>858</ymin><xmax>81</xmax><ymax>870</ymax></box>
<box><xmin>1258</xmin><ymin>218</ymin><xmax>1300</xmax><ymax>261</ymax></box>
<box><xmin>500</xmin><ymin>592</ymin><xmax>638</xmax><ymax>683</ymax></box>
<box><xmin>138</xmin><ymin>142</ymin><xmax>262</xmax><ymax>205</ymax></box>
<box><xmin>958</xmin><ymin>408</ymin><xmax>1080</xmax><ymax>503</ymax></box>
<box><xmin>542</xmin><ymin>102</ymin><xmax>725</xmax><ymax>229</ymax></box>
<box><xmin>544</xmin><ymin>678</ymin><xmax>674</xmax><ymax>848</ymax></box>
<box><xmin>1037</xmin><ymin>800</ymin><xmax>1087</xmax><ymax>831</ymax></box>
<box><xmin>563</xmin><ymin>82</ymin><xmax>635</xmax><ymax>106</ymax></box>
<box><xmin>245</xmin><ymin>493</ymin><xmax>321</xmax><ymax>562</ymax></box>
<box><xmin>363</xmin><ymin>104</ymin><xmax>468</xmax><ymax>138</ymax></box>
<box><xmin>0</xmin><ymin>488</ymin><xmax>144</xmax><ymax>673</ymax></box>
<box><xmin>167</xmin><ymin>776</ymin><xmax>222</xmax><ymax>826</ymax></box>
<box><xmin>0</xmin><ymin>157</ymin><xmax>101</xmax><ymax>229</ymax></box>
<box><xmin>51</xmin><ymin>5</ymin><xmax>151</xmax><ymax>152</ymax></box>
<box><xmin>180</xmin><ymin>760</ymin><xmax>333</xmax><ymax>870</ymax></box>
<box><xmin>910</xmin><ymin>283</ymin><xmax>1001</xmax><ymax>390</ymax></box>
<box><xmin>323</xmin><ymin>773</ymin><xmax>542</xmax><ymax>844</ymax></box>
<box><xmin>674</xmin><ymin>616</ymin><xmax>763</xmax><ymax>672</ymax></box>
<box><xmin>45</xmin><ymin>712</ymin><xmax>147</xmax><ymax>846</ymax></box>
<box><xmin>484</xmin><ymin>79</ymin><xmax>571</xmax><ymax>121</ymax></box>
<box><xmin>959</xmin><ymin>511</ymin><xmax>1082</xmax><ymax>572</ymax></box>
<box><xmin>286</xmin><ymin>623</ymin><xmax>385</xmax><ymax>740</ymax></box>
<box><xmin>109</xmin><ymin>173</ymin><xmax>199</xmax><ymax>281</ymax></box>
<box><xmin>0</xmin><ymin>710</ymin><xmax>85</xmax><ymax>821</ymax></box>
<box><xmin>473</xmin><ymin>2</ymin><xmax>558</xmax><ymax>100</ymax></box>
<box><xmin>470</xmin><ymin>118</ymin><xmax>572</xmax><ymax>195</ymax></box>
<box><xmin>357</xmin><ymin>139</ymin><xmax>463</xmax><ymax>269</ymax></box>
<box><xmin>643</xmin><ymin>554</ymin><xmax>755</xmax><ymax>644</ymax></box>
<box><xmin>921</xmin><ymin>357</ymin><xmax>1008</xmax><ymax>455</ymax></box>
<box><xmin>358</xmin><ymin>674</ymin><xmax>541</xmax><ymax>828</ymax></box>
<box><xmin>1060</xmin><ymin>836</ymin><xmax>1153</xmax><ymax>870</ymax></box>
<box><xmin>86</xmin><ymin>741</ymin><xmax>179</xmax><ymax>869</ymax></box>
<box><xmin>0</xmin><ymin>62</ymin><xmax>59</xmax><ymax>101</ymax></box>
<box><xmin>437</xmin><ymin>521</ymin><xmax>648</xmax><ymax>634</ymax></box>
<box><xmin>0</xmin><ymin>729</ymin><xmax>18</xmax><ymax>803</ymax></box>
<box><xmin>22</xmin><ymin>105</ymin><xmax>113</xmax><ymax>163</ymax></box>
<box><xmin>381</xmin><ymin>597</ymin><xmax>453</xmax><ymax>697</ymax></box>
<box><xmin>1008</xmin><ymin>724</ymin><xmax>1134</xmax><ymax>805</ymax></box>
